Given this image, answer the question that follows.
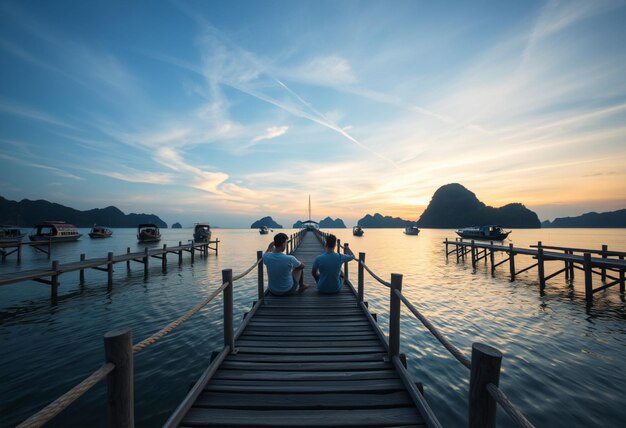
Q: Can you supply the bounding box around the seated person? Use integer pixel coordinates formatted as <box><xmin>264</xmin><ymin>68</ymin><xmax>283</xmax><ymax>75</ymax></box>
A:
<box><xmin>312</xmin><ymin>234</ymin><xmax>355</xmax><ymax>294</ymax></box>
<box><xmin>262</xmin><ymin>232</ymin><xmax>309</xmax><ymax>295</ymax></box>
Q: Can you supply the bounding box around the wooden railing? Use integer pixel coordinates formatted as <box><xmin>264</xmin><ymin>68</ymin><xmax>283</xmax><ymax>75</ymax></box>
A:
<box><xmin>16</xmin><ymin>230</ymin><xmax>306</xmax><ymax>428</ymax></box>
<box><xmin>319</xmin><ymin>230</ymin><xmax>535</xmax><ymax>428</ymax></box>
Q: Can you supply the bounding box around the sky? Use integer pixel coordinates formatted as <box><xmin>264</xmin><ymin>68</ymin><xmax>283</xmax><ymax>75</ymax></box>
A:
<box><xmin>1</xmin><ymin>0</ymin><xmax>625</xmax><ymax>228</ymax></box>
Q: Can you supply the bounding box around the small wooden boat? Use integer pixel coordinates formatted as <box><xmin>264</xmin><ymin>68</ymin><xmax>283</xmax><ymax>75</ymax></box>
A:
<box><xmin>259</xmin><ymin>226</ymin><xmax>269</xmax><ymax>235</ymax></box>
<box><xmin>352</xmin><ymin>226</ymin><xmax>364</xmax><ymax>236</ymax></box>
<box><xmin>193</xmin><ymin>223</ymin><xmax>212</xmax><ymax>242</ymax></box>
<box><xmin>404</xmin><ymin>226</ymin><xmax>420</xmax><ymax>236</ymax></box>
<box><xmin>0</xmin><ymin>225</ymin><xmax>25</xmax><ymax>243</ymax></box>
<box><xmin>29</xmin><ymin>221</ymin><xmax>82</xmax><ymax>242</ymax></box>
<box><xmin>137</xmin><ymin>223</ymin><xmax>161</xmax><ymax>243</ymax></box>
<box><xmin>456</xmin><ymin>225</ymin><xmax>510</xmax><ymax>241</ymax></box>
<box><xmin>88</xmin><ymin>225</ymin><xmax>113</xmax><ymax>239</ymax></box>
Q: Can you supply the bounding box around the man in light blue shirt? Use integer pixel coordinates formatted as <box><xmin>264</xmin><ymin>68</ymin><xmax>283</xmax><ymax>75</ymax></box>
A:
<box><xmin>262</xmin><ymin>232</ymin><xmax>310</xmax><ymax>295</ymax></box>
<box><xmin>312</xmin><ymin>234</ymin><xmax>355</xmax><ymax>294</ymax></box>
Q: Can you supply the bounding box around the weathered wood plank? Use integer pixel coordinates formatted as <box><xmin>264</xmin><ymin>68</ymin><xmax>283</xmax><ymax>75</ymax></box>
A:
<box><xmin>182</xmin><ymin>407</ymin><xmax>424</xmax><ymax>427</ymax></box>
<box><xmin>204</xmin><ymin>378</ymin><xmax>408</xmax><ymax>393</ymax></box>
<box><xmin>225</xmin><ymin>353</ymin><xmax>388</xmax><ymax>363</ymax></box>
<box><xmin>213</xmin><ymin>369</ymin><xmax>399</xmax><ymax>381</ymax></box>
<box><xmin>235</xmin><ymin>339</ymin><xmax>383</xmax><ymax>348</ymax></box>
<box><xmin>235</xmin><ymin>346</ymin><xmax>386</xmax><ymax>355</ymax></box>
<box><xmin>218</xmin><ymin>361</ymin><xmax>394</xmax><ymax>372</ymax></box>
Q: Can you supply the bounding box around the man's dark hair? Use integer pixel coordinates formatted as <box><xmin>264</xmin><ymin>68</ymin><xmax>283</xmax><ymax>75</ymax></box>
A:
<box><xmin>274</xmin><ymin>232</ymin><xmax>288</xmax><ymax>246</ymax></box>
<box><xmin>325</xmin><ymin>234</ymin><xmax>337</xmax><ymax>249</ymax></box>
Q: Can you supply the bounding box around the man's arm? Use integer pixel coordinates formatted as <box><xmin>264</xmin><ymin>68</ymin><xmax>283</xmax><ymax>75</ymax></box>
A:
<box><xmin>265</xmin><ymin>242</ymin><xmax>275</xmax><ymax>253</ymax></box>
<box><xmin>311</xmin><ymin>258</ymin><xmax>320</xmax><ymax>281</ymax></box>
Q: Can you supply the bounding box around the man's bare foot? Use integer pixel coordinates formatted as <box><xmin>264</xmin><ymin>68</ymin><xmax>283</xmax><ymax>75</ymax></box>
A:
<box><xmin>297</xmin><ymin>284</ymin><xmax>311</xmax><ymax>293</ymax></box>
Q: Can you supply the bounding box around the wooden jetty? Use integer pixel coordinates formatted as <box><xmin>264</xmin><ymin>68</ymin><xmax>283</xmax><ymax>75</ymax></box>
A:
<box><xmin>444</xmin><ymin>238</ymin><xmax>626</xmax><ymax>301</ymax></box>
<box><xmin>0</xmin><ymin>240</ymin><xmax>219</xmax><ymax>301</ymax></box>
<box><xmin>0</xmin><ymin>240</ymin><xmax>53</xmax><ymax>262</ymax></box>
<box><xmin>16</xmin><ymin>230</ymin><xmax>534</xmax><ymax>428</ymax></box>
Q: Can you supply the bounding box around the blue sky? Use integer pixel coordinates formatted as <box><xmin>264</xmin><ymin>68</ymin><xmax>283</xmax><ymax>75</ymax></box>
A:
<box><xmin>1</xmin><ymin>0</ymin><xmax>625</xmax><ymax>227</ymax></box>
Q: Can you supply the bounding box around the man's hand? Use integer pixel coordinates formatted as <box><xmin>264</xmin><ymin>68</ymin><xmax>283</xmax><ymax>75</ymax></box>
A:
<box><xmin>345</xmin><ymin>246</ymin><xmax>354</xmax><ymax>256</ymax></box>
<box><xmin>266</xmin><ymin>242</ymin><xmax>275</xmax><ymax>252</ymax></box>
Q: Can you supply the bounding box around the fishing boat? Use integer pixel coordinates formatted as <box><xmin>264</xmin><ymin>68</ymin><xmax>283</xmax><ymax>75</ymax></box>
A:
<box><xmin>88</xmin><ymin>225</ymin><xmax>113</xmax><ymax>239</ymax></box>
<box><xmin>259</xmin><ymin>226</ymin><xmax>269</xmax><ymax>235</ymax></box>
<box><xmin>29</xmin><ymin>221</ymin><xmax>82</xmax><ymax>242</ymax></box>
<box><xmin>456</xmin><ymin>225</ymin><xmax>510</xmax><ymax>241</ymax></box>
<box><xmin>0</xmin><ymin>225</ymin><xmax>25</xmax><ymax>243</ymax></box>
<box><xmin>352</xmin><ymin>226</ymin><xmax>364</xmax><ymax>236</ymax></box>
<box><xmin>404</xmin><ymin>226</ymin><xmax>420</xmax><ymax>236</ymax></box>
<box><xmin>193</xmin><ymin>223</ymin><xmax>212</xmax><ymax>242</ymax></box>
<box><xmin>137</xmin><ymin>223</ymin><xmax>161</xmax><ymax>243</ymax></box>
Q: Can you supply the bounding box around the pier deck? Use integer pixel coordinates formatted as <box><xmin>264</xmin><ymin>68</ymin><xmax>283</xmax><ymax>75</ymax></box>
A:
<box><xmin>172</xmin><ymin>232</ymin><xmax>427</xmax><ymax>427</ymax></box>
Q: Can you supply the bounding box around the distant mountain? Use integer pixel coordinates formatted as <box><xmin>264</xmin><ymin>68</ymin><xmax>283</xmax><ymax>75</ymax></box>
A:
<box><xmin>542</xmin><ymin>209</ymin><xmax>626</xmax><ymax>228</ymax></box>
<box><xmin>0</xmin><ymin>196</ymin><xmax>167</xmax><ymax>228</ymax></box>
<box><xmin>293</xmin><ymin>217</ymin><xmax>345</xmax><ymax>228</ymax></box>
<box><xmin>319</xmin><ymin>217</ymin><xmax>346</xmax><ymax>228</ymax></box>
<box><xmin>416</xmin><ymin>183</ymin><xmax>540</xmax><ymax>228</ymax></box>
<box><xmin>357</xmin><ymin>213</ymin><xmax>417</xmax><ymax>228</ymax></box>
<box><xmin>251</xmin><ymin>216</ymin><xmax>282</xmax><ymax>229</ymax></box>
<box><xmin>171</xmin><ymin>222</ymin><xmax>182</xmax><ymax>229</ymax></box>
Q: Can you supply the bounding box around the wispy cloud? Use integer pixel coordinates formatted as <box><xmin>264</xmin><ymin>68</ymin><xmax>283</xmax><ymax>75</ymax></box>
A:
<box><xmin>251</xmin><ymin>125</ymin><xmax>288</xmax><ymax>144</ymax></box>
<box><xmin>0</xmin><ymin>152</ymin><xmax>83</xmax><ymax>180</ymax></box>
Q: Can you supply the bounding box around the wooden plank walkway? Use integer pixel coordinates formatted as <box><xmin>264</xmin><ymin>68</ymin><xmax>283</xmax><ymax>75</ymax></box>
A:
<box><xmin>175</xmin><ymin>231</ymin><xmax>427</xmax><ymax>427</ymax></box>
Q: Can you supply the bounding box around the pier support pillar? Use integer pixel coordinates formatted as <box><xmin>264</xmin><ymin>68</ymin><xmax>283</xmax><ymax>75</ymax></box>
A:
<box><xmin>162</xmin><ymin>244</ymin><xmax>167</xmax><ymax>272</ymax></box>
<box><xmin>80</xmin><ymin>253</ymin><xmax>86</xmax><ymax>284</ymax></box>
<box><xmin>601</xmin><ymin>245</ymin><xmax>608</xmax><ymax>282</ymax></box>
<box><xmin>620</xmin><ymin>256</ymin><xmax>625</xmax><ymax>294</ymax></box>
<box><xmin>343</xmin><ymin>243</ymin><xmax>350</xmax><ymax>282</ymax></box>
<box><xmin>537</xmin><ymin>243</ymin><xmax>545</xmax><ymax>291</ymax></box>
<box><xmin>104</xmin><ymin>328</ymin><xmax>134</xmax><ymax>428</ymax></box>
<box><xmin>489</xmin><ymin>242</ymin><xmax>495</xmax><ymax>275</ymax></box>
<box><xmin>51</xmin><ymin>260</ymin><xmax>59</xmax><ymax>302</ymax></box>
<box><xmin>222</xmin><ymin>269</ymin><xmax>235</xmax><ymax>352</ymax></box>
<box><xmin>389</xmin><ymin>273</ymin><xmax>403</xmax><ymax>360</ymax></box>
<box><xmin>178</xmin><ymin>241</ymin><xmax>183</xmax><ymax>265</ymax></box>
<box><xmin>584</xmin><ymin>252</ymin><xmax>593</xmax><ymax>301</ymax></box>
<box><xmin>107</xmin><ymin>252</ymin><xmax>114</xmax><ymax>290</ymax></box>
<box><xmin>358</xmin><ymin>252</ymin><xmax>365</xmax><ymax>303</ymax></box>
<box><xmin>257</xmin><ymin>251</ymin><xmax>264</xmax><ymax>301</ymax></box>
<box><xmin>509</xmin><ymin>244</ymin><xmax>516</xmax><ymax>281</ymax></box>
<box><xmin>469</xmin><ymin>343</ymin><xmax>502</xmax><ymax>428</ymax></box>
<box><xmin>143</xmin><ymin>248</ymin><xmax>149</xmax><ymax>277</ymax></box>
<box><xmin>471</xmin><ymin>240</ymin><xmax>476</xmax><ymax>270</ymax></box>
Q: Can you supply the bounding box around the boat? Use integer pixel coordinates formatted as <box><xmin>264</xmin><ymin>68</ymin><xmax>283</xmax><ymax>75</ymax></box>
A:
<box><xmin>88</xmin><ymin>225</ymin><xmax>113</xmax><ymax>239</ymax></box>
<box><xmin>259</xmin><ymin>226</ymin><xmax>269</xmax><ymax>235</ymax></box>
<box><xmin>301</xmin><ymin>195</ymin><xmax>319</xmax><ymax>231</ymax></box>
<box><xmin>137</xmin><ymin>223</ymin><xmax>161</xmax><ymax>242</ymax></box>
<box><xmin>352</xmin><ymin>226</ymin><xmax>364</xmax><ymax>236</ymax></box>
<box><xmin>193</xmin><ymin>223</ymin><xmax>212</xmax><ymax>242</ymax></box>
<box><xmin>0</xmin><ymin>225</ymin><xmax>26</xmax><ymax>243</ymax></box>
<box><xmin>29</xmin><ymin>221</ymin><xmax>82</xmax><ymax>242</ymax></box>
<box><xmin>456</xmin><ymin>225</ymin><xmax>510</xmax><ymax>241</ymax></box>
<box><xmin>404</xmin><ymin>226</ymin><xmax>420</xmax><ymax>236</ymax></box>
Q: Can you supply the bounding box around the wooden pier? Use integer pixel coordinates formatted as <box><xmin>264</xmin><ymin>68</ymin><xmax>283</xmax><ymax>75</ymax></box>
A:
<box><xmin>444</xmin><ymin>238</ymin><xmax>626</xmax><ymax>301</ymax></box>
<box><xmin>0</xmin><ymin>240</ymin><xmax>219</xmax><ymax>301</ymax></box>
<box><xmin>0</xmin><ymin>240</ymin><xmax>53</xmax><ymax>262</ymax></box>
<box><xmin>166</xmin><ymin>231</ymin><xmax>434</xmax><ymax>427</ymax></box>
<box><xmin>16</xmin><ymin>230</ymin><xmax>534</xmax><ymax>428</ymax></box>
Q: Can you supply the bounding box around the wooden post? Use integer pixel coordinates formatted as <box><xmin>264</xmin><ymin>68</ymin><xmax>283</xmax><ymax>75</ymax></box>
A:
<box><xmin>80</xmin><ymin>253</ymin><xmax>86</xmax><ymax>284</ymax></box>
<box><xmin>190</xmin><ymin>244</ymin><xmax>195</xmax><ymax>263</ymax></box>
<box><xmin>456</xmin><ymin>240</ymin><xmax>460</xmax><ymax>262</ymax></box>
<box><xmin>489</xmin><ymin>242</ymin><xmax>495</xmax><ymax>275</ymax></box>
<box><xmin>445</xmin><ymin>239</ymin><xmax>449</xmax><ymax>260</ymax></box>
<box><xmin>104</xmin><ymin>328</ymin><xmax>134</xmax><ymax>428</ymax></box>
<box><xmin>564</xmin><ymin>249</ymin><xmax>569</xmax><ymax>280</ymax></box>
<box><xmin>47</xmin><ymin>240</ymin><xmax>51</xmax><ymax>259</ymax></box>
<box><xmin>619</xmin><ymin>256</ymin><xmax>626</xmax><ymax>294</ymax></box>
<box><xmin>107</xmin><ymin>252</ymin><xmax>114</xmax><ymax>289</ymax></box>
<box><xmin>178</xmin><ymin>241</ymin><xmax>183</xmax><ymax>265</ymax></box>
<box><xmin>509</xmin><ymin>244</ymin><xmax>516</xmax><ymax>281</ymax></box>
<box><xmin>389</xmin><ymin>273</ymin><xmax>403</xmax><ymax>360</ymax></box>
<box><xmin>358</xmin><ymin>253</ymin><xmax>365</xmax><ymax>303</ymax></box>
<box><xmin>343</xmin><ymin>243</ymin><xmax>350</xmax><ymax>282</ymax></box>
<box><xmin>143</xmin><ymin>248</ymin><xmax>149</xmax><ymax>276</ymax></box>
<box><xmin>215</xmin><ymin>239</ymin><xmax>219</xmax><ymax>256</ymax></box>
<box><xmin>568</xmin><ymin>250</ymin><xmax>575</xmax><ymax>280</ymax></box>
<box><xmin>162</xmin><ymin>244</ymin><xmax>167</xmax><ymax>272</ymax></box>
<box><xmin>537</xmin><ymin>243</ymin><xmax>545</xmax><ymax>291</ymax></box>
<box><xmin>17</xmin><ymin>242</ymin><xmax>22</xmax><ymax>264</ymax></box>
<box><xmin>601</xmin><ymin>245</ymin><xmax>607</xmax><ymax>282</ymax></box>
<box><xmin>469</xmin><ymin>343</ymin><xmax>502</xmax><ymax>428</ymax></box>
<box><xmin>337</xmin><ymin>239</ymin><xmax>341</xmax><ymax>254</ymax></box>
<box><xmin>257</xmin><ymin>250</ymin><xmax>264</xmax><ymax>301</ymax></box>
<box><xmin>222</xmin><ymin>269</ymin><xmax>234</xmax><ymax>352</ymax></box>
<box><xmin>126</xmin><ymin>248</ymin><xmax>131</xmax><ymax>270</ymax></box>
<box><xmin>584</xmin><ymin>252</ymin><xmax>593</xmax><ymax>301</ymax></box>
<box><xmin>471</xmin><ymin>240</ymin><xmax>476</xmax><ymax>270</ymax></box>
<box><xmin>51</xmin><ymin>260</ymin><xmax>59</xmax><ymax>301</ymax></box>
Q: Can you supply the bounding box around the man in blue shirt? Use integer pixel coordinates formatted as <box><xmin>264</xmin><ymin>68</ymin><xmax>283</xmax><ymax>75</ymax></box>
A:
<box><xmin>262</xmin><ymin>232</ymin><xmax>310</xmax><ymax>295</ymax></box>
<box><xmin>312</xmin><ymin>234</ymin><xmax>355</xmax><ymax>294</ymax></box>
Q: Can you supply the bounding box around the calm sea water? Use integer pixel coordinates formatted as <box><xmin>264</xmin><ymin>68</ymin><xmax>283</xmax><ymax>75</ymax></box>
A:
<box><xmin>1</xmin><ymin>228</ymin><xmax>625</xmax><ymax>427</ymax></box>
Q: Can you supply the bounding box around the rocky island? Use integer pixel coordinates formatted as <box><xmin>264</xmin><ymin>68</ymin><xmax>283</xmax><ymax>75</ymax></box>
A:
<box><xmin>251</xmin><ymin>216</ymin><xmax>282</xmax><ymax>229</ymax></box>
<box><xmin>357</xmin><ymin>213</ymin><xmax>417</xmax><ymax>228</ymax></box>
<box><xmin>417</xmin><ymin>183</ymin><xmax>540</xmax><ymax>228</ymax></box>
<box><xmin>542</xmin><ymin>208</ymin><xmax>626</xmax><ymax>228</ymax></box>
<box><xmin>294</xmin><ymin>217</ymin><xmax>345</xmax><ymax>228</ymax></box>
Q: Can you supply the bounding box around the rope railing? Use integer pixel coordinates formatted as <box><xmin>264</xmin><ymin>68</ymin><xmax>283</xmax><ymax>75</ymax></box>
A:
<box><xmin>487</xmin><ymin>383</ymin><xmax>535</xmax><ymax>428</ymax></box>
<box><xmin>16</xmin><ymin>363</ymin><xmax>115</xmax><ymax>428</ymax></box>
<box><xmin>395</xmin><ymin>289</ymin><xmax>471</xmax><ymax>369</ymax></box>
<box><xmin>13</xmin><ymin>232</ymin><xmax>299</xmax><ymax>428</ymax></box>
<box><xmin>357</xmin><ymin>259</ymin><xmax>392</xmax><ymax>288</ymax></box>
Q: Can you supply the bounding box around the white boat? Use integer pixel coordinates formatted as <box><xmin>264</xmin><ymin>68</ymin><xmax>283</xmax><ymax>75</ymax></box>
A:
<box><xmin>88</xmin><ymin>225</ymin><xmax>113</xmax><ymax>239</ymax></box>
<box><xmin>29</xmin><ymin>221</ymin><xmax>82</xmax><ymax>242</ymax></box>
<box><xmin>137</xmin><ymin>223</ymin><xmax>161</xmax><ymax>243</ymax></box>
<box><xmin>352</xmin><ymin>226</ymin><xmax>364</xmax><ymax>236</ymax></box>
<box><xmin>404</xmin><ymin>226</ymin><xmax>420</xmax><ymax>236</ymax></box>
<box><xmin>0</xmin><ymin>225</ymin><xmax>25</xmax><ymax>243</ymax></box>
<box><xmin>194</xmin><ymin>223</ymin><xmax>212</xmax><ymax>242</ymax></box>
<box><xmin>259</xmin><ymin>226</ymin><xmax>269</xmax><ymax>235</ymax></box>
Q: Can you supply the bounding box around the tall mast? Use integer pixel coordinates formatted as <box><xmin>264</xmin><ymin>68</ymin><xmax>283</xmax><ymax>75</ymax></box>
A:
<box><xmin>308</xmin><ymin>195</ymin><xmax>311</xmax><ymax>221</ymax></box>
